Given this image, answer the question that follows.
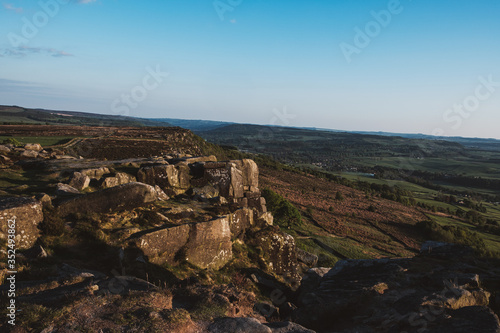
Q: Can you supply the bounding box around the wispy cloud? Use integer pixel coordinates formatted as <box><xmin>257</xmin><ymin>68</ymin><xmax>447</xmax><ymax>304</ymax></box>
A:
<box><xmin>0</xmin><ymin>46</ymin><xmax>74</xmax><ymax>58</ymax></box>
<box><xmin>76</xmin><ymin>0</ymin><xmax>97</xmax><ymax>4</ymax></box>
<box><xmin>3</xmin><ymin>3</ymin><xmax>23</xmax><ymax>13</ymax></box>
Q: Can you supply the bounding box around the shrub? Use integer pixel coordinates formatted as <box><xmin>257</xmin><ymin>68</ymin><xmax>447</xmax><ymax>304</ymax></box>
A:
<box><xmin>262</xmin><ymin>188</ymin><xmax>302</xmax><ymax>228</ymax></box>
<box><xmin>417</xmin><ymin>220</ymin><xmax>486</xmax><ymax>252</ymax></box>
<box><xmin>335</xmin><ymin>191</ymin><xmax>344</xmax><ymax>201</ymax></box>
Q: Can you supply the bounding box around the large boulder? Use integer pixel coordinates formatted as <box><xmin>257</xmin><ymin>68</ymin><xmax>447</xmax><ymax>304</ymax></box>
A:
<box><xmin>185</xmin><ymin>217</ymin><xmax>232</xmax><ymax>270</ymax></box>
<box><xmin>57</xmin><ymin>182</ymin><xmax>157</xmax><ymax>216</ymax></box>
<box><xmin>293</xmin><ymin>246</ymin><xmax>500</xmax><ymax>333</ymax></box>
<box><xmin>203</xmin><ymin>162</ymin><xmax>244</xmax><ymax>198</ymax></box>
<box><xmin>101</xmin><ymin>172</ymin><xmax>136</xmax><ymax>189</ymax></box>
<box><xmin>132</xmin><ymin>213</ymin><xmax>238</xmax><ymax>270</ymax></box>
<box><xmin>131</xmin><ymin>224</ymin><xmax>191</xmax><ymax>265</ymax></box>
<box><xmin>227</xmin><ymin>208</ymin><xmax>254</xmax><ymax>239</ymax></box>
<box><xmin>69</xmin><ymin>172</ymin><xmax>90</xmax><ymax>191</ymax></box>
<box><xmin>137</xmin><ymin>164</ymin><xmax>191</xmax><ymax>195</ymax></box>
<box><xmin>0</xmin><ymin>145</ymin><xmax>11</xmax><ymax>153</ymax></box>
<box><xmin>24</xmin><ymin>143</ymin><xmax>42</xmax><ymax>151</ymax></box>
<box><xmin>21</xmin><ymin>150</ymin><xmax>39</xmax><ymax>158</ymax></box>
<box><xmin>251</xmin><ymin>227</ymin><xmax>301</xmax><ymax>288</ymax></box>
<box><xmin>0</xmin><ymin>197</ymin><xmax>43</xmax><ymax>249</ymax></box>
<box><xmin>231</xmin><ymin>159</ymin><xmax>259</xmax><ymax>192</ymax></box>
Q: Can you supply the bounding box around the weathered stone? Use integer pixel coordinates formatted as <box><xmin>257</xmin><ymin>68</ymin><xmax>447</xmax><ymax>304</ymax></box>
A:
<box><xmin>293</xmin><ymin>244</ymin><xmax>500</xmax><ymax>333</ymax></box>
<box><xmin>80</xmin><ymin>167</ymin><xmax>110</xmax><ymax>179</ymax></box>
<box><xmin>132</xmin><ymin>224</ymin><xmax>191</xmax><ymax>265</ymax></box>
<box><xmin>231</xmin><ymin>159</ymin><xmax>259</xmax><ymax>189</ymax></box>
<box><xmin>192</xmin><ymin>185</ymin><xmax>219</xmax><ymax>201</ymax></box>
<box><xmin>177</xmin><ymin>163</ymin><xmax>191</xmax><ymax>189</ymax></box>
<box><xmin>21</xmin><ymin>149</ymin><xmax>39</xmax><ymax>158</ymax></box>
<box><xmin>24</xmin><ymin>143</ymin><xmax>43</xmax><ymax>151</ymax></box>
<box><xmin>228</xmin><ymin>164</ymin><xmax>244</xmax><ymax>198</ymax></box>
<box><xmin>0</xmin><ymin>145</ymin><xmax>11</xmax><ymax>153</ymax></box>
<box><xmin>57</xmin><ymin>182</ymin><xmax>157</xmax><ymax>216</ymax></box>
<box><xmin>0</xmin><ymin>197</ymin><xmax>43</xmax><ymax>249</ymax></box>
<box><xmin>154</xmin><ymin>185</ymin><xmax>169</xmax><ymax>201</ymax></box>
<box><xmin>137</xmin><ymin>164</ymin><xmax>190</xmax><ymax>195</ymax></box>
<box><xmin>54</xmin><ymin>155</ymin><xmax>76</xmax><ymax>160</ymax></box>
<box><xmin>208</xmin><ymin>317</ymin><xmax>272</xmax><ymax>333</ymax></box>
<box><xmin>56</xmin><ymin>183</ymin><xmax>80</xmax><ymax>196</ymax></box>
<box><xmin>252</xmin><ymin>227</ymin><xmax>301</xmax><ymax>288</ymax></box>
<box><xmin>185</xmin><ymin>217</ymin><xmax>232</xmax><ymax>270</ymax></box>
<box><xmin>34</xmin><ymin>193</ymin><xmax>52</xmax><ymax>207</ymax></box>
<box><xmin>101</xmin><ymin>172</ymin><xmax>136</xmax><ymax>188</ymax></box>
<box><xmin>69</xmin><ymin>172</ymin><xmax>90</xmax><ymax>191</ymax></box>
<box><xmin>227</xmin><ymin>208</ymin><xmax>253</xmax><ymax>239</ymax></box>
<box><xmin>256</xmin><ymin>212</ymin><xmax>274</xmax><ymax>227</ymax></box>
<box><xmin>248</xmin><ymin>196</ymin><xmax>267</xmax><ymax>212</ymax></box>
<box><xmin>132</xmin><ymin>216</ymin><xmax>233</xmax><ymax>269</ymax></box>
<box><xmin>296</xmin><ymin>249</ymin><xmax>318</xmax><ymax>267</ymax></box>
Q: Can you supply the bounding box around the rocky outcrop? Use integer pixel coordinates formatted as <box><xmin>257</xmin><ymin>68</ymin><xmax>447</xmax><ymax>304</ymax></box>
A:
<box><xmin>185</xmin><ymin>217</ymin><xmax>232</xmax><ymax>270</ymax></box>
<box><xmin>293</xmin><ymin>244</ymin><xmax>500</xmax><ymax>333</ymax></box>
<box><xmin>57</xmin><ymin>182</ymin><xmax>157</xmax><ymax>216</ymax></box>
<box><xmin>251</xmin><ymin>226</ymin><xmax>301</xmax><ymax>288</ymax></box>
<box><xmin>131</xmin><ymin>224</ymin><xmax>191</xmax><ymax>265</ymax></box>
<box><xmin>131</xmin><ymin>209</ymin><xmax>254</xmax><ymax>269</ymax></box>
<box><xmin>0</xmin><ymin>197</ymin><xmax>43</xmax><ymax>249</ymax></box>
<box><xmin>137</xmin><ymin>164</ymin><xmax>191</xmax><ymax>195</ymax></box>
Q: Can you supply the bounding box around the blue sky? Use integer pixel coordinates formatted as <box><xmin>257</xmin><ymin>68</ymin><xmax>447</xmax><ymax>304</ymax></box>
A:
<box><xmin>1</xmin><ymin>0</ymin><xmax>499</xmax><ymax>139</ymax></box>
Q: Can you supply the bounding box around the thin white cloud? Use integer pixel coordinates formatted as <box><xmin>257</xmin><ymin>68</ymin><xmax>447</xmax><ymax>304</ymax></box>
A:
<box><xmin>3</xmin><ymin>3</ymin><xmax>23</xmax><ymax>13</ymax></box>
<box><xmin>1</xmin><ymin>46</ymin><xmax>74</xmax><ymax>58</ymax></box>
<box><xmin>76</xmin><ymin>0</ymin><xmax>97</xmax><ymax>4</ymax></box>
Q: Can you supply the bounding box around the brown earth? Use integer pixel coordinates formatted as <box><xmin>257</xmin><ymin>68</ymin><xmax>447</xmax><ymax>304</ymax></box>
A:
<box><xmin>260</xmin><ymin>166</ymin><xmax>428</xmax><ymax>257</ymax></box>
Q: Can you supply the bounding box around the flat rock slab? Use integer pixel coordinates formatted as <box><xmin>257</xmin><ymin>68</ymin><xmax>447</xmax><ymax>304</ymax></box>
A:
<box><xmin>131</xmin><ymin>209</ymin><xmax>250</xmax><ymax>269</ymax></box>
<box><xmin>0</xmin><ymin>197</ymin><xmax>43</xmax><ymax>249</ymax></box>
<box><xmin>57</xmin><ymin>182</ymin><xmax>157</xmax><ymax>216</ymax></box>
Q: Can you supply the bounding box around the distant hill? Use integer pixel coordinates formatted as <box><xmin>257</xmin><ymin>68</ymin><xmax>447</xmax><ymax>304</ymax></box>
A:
<box><xmin>149</xmin><ymin>118</ymin><xmax>234</xmax><ymax>131</ymax></box>
<box><xmin>0</xmin><ymin>105</ymin><xmax>170</xmax><ymax>127</ymax></box>
<box><xmin>2</xmin><ymin>105</ymin><xmax>499</xmax><ymax>152</ymax></box>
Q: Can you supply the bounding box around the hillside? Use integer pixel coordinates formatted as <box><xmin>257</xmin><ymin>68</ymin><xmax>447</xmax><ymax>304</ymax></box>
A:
<box><xmin>1</xmin><ymin>125</ymin><xmax>500</xmax><ymax>332</ymax></box>
<box><xmin>0</xmin><ymin>105</ymin><xmax>167</xmax><ymax>127</ymax></box>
